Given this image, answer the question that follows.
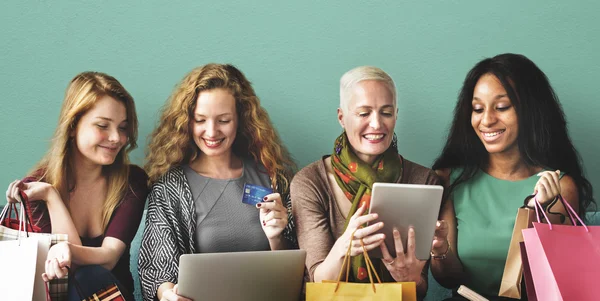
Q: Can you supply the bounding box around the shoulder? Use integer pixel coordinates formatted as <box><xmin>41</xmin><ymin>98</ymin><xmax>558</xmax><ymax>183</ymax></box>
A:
<box><xmin>434</xmin><ymin>168</ymin><xmax>452</xmax><ymax>187</ymax></box>
<box><xmin>128</xmin><ymin>165</ymin><xmax>148</xmax><ymax>187</ymax></box>
<box><xmin>122</xmin><ymin>165</ymin><xmax>149</xmax><ymax>203</ymax></box>
<box><xmin>292</xmin><ymin>157</ymin><xmax>327</xmax><ymax>188</ymax></box>
<box><xmin>23</xmin><ymin>168</ymin><xmax>47</xmax><ymax>183</ymax></box>
<box><xmin>246</xmin><ymin>158</ymin><xmax>269</xmax><ymax>174</ymax></box>
<box><xmin>402</xmin><ymin>158</ymin><xmax>441</xmax><ymax>185</ymax></box>
<box><xmin>151</xmin><ymin>166</ymin><xmax>186</xmax><ymax>189</ymax></box>
<box><xmin>290</xmin><ymin>157</ymin><xmax>331</xmax><ymax>202</ymax></box>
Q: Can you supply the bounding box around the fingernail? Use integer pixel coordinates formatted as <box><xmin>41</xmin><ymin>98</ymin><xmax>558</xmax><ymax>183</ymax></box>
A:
<box><xmin>256</xmin><ymin>203</ymin><xmax>261</xmax><ymax>208</ymax></box>
<box><xmin>263</xmin><ymin>196</ymin><xmax>268</xmax><ymax>201</ymax></box>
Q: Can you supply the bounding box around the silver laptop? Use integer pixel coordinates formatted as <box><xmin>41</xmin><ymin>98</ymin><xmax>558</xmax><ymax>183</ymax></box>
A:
<box><xmin>178</xmin><ymin>249</ymin><xmax>306</xmax><ymax>301</ymax></box>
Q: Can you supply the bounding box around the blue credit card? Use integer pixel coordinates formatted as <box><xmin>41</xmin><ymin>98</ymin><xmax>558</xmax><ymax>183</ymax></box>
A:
<box><xmin>241</xmin><ymin>183</ymin><xmax>273</xmax><ymax>206</ymax></box>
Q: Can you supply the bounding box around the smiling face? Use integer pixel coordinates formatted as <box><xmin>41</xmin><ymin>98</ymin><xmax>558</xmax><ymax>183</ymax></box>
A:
<box><xmin>190</xmin><ymin>88</ymin><xmax>238</xmax><ymax>159</ymax></box>
<box><xmin>338</xmin><ymin>80</ymin><xmax>397</xmax><ymax>164</ymax></box>
<box><xmin>471</xmin><ymin>73</ymin><xmax>519</xmax><ymax>156</ymax></box>
<box><xmin>73</xmin><ymin>95</ymin><xmax>128</xmax><ymax>167</ymax></box>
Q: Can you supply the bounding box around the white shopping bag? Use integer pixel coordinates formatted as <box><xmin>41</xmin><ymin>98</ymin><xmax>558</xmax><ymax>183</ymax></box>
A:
<box><xmin>0</xmin><ymin>237</ymin><xmax>40</xmax><ymax>300</ymax></box>
<box><xmin>1</xmin><ymin>202</ymin><xmax>53</xmax><ymax>301</ymax></box>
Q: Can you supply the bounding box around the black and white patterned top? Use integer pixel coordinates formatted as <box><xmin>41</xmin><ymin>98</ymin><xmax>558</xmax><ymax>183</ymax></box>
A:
<box><xmin>137</xmin><ymin>165</ymin><xmax>296</xmax><ymax>301</ymax></box>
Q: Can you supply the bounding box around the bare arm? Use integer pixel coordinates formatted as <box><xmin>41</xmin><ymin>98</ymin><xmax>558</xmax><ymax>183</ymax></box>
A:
<box><xmin>429</xmin><ymin>169</ymin><xmax>466</xmax><ymax>288</ymax></box>
<box><xmin>6</xmin><ymin>180</ymin><xmax>82</xmax><ymax>245</ymax></box>
<box><xmin>45</xmin><ymin>187</ymin><xmax>82</xmax><ymax>245</ymax></box>
<box><xmin>429</xmin><ymin>198</ymin><xmax>466</xmax><ymax>288</ymax></box>
<box><xmin>68</xmin><ymin>237</ymin><xmax>126</xmax><ymax>270</ymax></box>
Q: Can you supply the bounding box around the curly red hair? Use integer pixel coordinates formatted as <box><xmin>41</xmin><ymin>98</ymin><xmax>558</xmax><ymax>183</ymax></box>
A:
<box><xmin>145</xmin><ymin>64</ymin><xmax>295</xmax><ymax>192</ymax></box>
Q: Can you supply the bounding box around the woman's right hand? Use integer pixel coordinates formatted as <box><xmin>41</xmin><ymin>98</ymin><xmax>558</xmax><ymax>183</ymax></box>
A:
<box><xmin>160</xmin><ymin>284</ymin><xmax>192</xmax><ymax>301</ymax></box>
<box><xmin>6</xmin><ymin>180</ymin><xmax>54</xmax><ymax>203</ymax></box>
<box><xmin>334</xmin><ymin>202</ymin><xmax>385</xmax><ymax>257</ymax></box>
<box><xmin>431</xmin><ymin>220</ymin><xmax>450</xmax><ymax>254</ymax></box>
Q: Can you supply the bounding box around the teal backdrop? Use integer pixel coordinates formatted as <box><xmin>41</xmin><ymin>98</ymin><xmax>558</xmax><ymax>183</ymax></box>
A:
<box><xmin>1</xmin><ymin>1</ymin><xmax>598</xmax><ymax>205</ymax></box>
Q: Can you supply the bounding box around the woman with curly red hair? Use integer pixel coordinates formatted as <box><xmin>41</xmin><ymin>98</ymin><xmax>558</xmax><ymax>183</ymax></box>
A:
<box><xmin>138</xmin><ymin>64</ymin><xmax>297</xmax><ymax>301</ymax></box>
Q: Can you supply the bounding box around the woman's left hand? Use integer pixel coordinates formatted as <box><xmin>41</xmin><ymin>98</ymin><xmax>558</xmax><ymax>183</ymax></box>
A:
<box><xmin>256</xmin><ymin>193</ymin><xmax>288</xmax><ymax>240</ymax></box>
<box><xmin>380</xmin><ymin>227</ymin><xmax>427</xmax><ymax>283</ymax></box>
<box><xmin>528</xmin><ymin>170</ymin><xmax>561</xmax><ymax>207</ymax></box>
<box><xmin>42</xmin><ymin>242</ymin><xmax>71</xmax><ymax>282</ymax></box>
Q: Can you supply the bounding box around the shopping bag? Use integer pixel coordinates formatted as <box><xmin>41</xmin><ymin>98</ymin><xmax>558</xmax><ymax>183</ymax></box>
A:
<box><xmin>306</xmin><ymin>229</ymin><xmax>407</xmax><ymax>301</ymax></box>
<box><xmin>0</xmin><ymin>197</ymin><xmax>68</xmax><ymax>301</ymax></box>
<box><xmin>519</xmin><ymin>242</ymin><xmax>537</xmax><ymax>301</ymax></box>
<box><xmin>522</xmin><ymin>195</ymin><xmax>600</xmax><ymax>301</ymax></box>
<box><xmin>0</xmin><ymin>200</ymin><xmax>51</xmax><ymax>301</ymax></box>
<box><xmin>498</xmin><ymin>207</ymin><xmax>534</xmax><ymax>299</ymax></box>
<box><xmin>0</xmin><ymin>237</ymin><xmax>40</xmax><ymax>300</ymax></box>
<box><xmin>1</xmin><ymin>200</ymin><xmax>42</xmax><ymax>232</ymax></box>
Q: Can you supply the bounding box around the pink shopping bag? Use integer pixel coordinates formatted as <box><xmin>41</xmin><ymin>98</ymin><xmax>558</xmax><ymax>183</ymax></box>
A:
<box><xmin>522</xmin><ymin>195</ymin><xmax>600</xmax><ymax>301</ymax></box>
<box><xmin>519</xmin><ymin>241</ymin><xmax>537</xmax><ymax>301</ymax></box>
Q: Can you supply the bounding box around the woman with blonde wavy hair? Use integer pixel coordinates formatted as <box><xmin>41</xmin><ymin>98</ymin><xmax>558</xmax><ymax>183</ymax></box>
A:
<box><xmin>138</xmin><ymin>63</ymin><xmax>297</xmax><ymax>301</ymax></box>
<box><xmin>5</xmin><ymin>71</ymin><xmax>148</xmax><ymax>300</ymax></box>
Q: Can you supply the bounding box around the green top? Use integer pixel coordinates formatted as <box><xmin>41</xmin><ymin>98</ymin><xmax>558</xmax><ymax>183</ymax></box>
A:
<box><xmin>451</xmin><ymin>169</ymin><xmax>539</xmax><ymax>297</ymax></box>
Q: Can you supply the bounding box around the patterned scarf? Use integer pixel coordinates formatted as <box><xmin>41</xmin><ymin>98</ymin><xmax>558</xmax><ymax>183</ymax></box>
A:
<box><xmin>331</xmin><ymin>132</ymin><xmax>403</xmax><ymax>282</ymax></box>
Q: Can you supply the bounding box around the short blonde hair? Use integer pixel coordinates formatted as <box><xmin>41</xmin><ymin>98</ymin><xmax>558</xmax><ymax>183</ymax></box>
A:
<box><xmin>339</xmin><ymin>66</ymin><xmax>397</xmax><ymax>112</ymax></box>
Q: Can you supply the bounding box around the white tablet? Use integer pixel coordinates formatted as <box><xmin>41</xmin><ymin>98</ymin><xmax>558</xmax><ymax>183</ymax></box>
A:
<box><xmin>368</xmin><ymin>183</ymin><xmax>444</xmax><ymax>260</ymax></box>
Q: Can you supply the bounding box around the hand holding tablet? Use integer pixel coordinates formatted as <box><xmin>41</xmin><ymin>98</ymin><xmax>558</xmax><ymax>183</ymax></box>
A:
<box><xmin>368</xmin><ymin>183</ymin><xmax>444</xmax><ymax>260</ymax></box>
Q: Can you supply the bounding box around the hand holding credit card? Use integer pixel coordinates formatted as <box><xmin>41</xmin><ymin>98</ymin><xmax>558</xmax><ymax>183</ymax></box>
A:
<box><xmin>241</xmin><ymin>183</ymin><xmax>273</xmax><ymax>206</ymax></box>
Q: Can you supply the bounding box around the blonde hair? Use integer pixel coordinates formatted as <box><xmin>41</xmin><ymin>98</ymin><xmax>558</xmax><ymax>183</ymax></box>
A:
<box><xmin>339</xmin><ymin>66</ymin><xmax>397</xmax><ymax>112</ymax></box>
<box><xmin>145</xmin><ymin>64</ymin><xmax>295</xmax><ymax>192</ymax></box>
<box><xmin>33</xmin><ymin>72</ymin><xmax>138</xmax><ymax>231</ymax></box>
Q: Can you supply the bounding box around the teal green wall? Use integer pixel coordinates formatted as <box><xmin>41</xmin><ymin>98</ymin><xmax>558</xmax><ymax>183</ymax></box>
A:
<box><xmin>1</xmin><ymin>1</ymin><xmax>598</xmax><ymax>204</ymax></box>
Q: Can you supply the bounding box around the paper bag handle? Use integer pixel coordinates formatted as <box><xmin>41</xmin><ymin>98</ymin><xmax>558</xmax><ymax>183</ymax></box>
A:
<box><xmin>532</xmin><ymin>194</ymin><xmax>588</xmax><ymax>232</ymax></box>
<box><xmin>334</xmin><ymin>227</ymin><xmax>382</xmax><ymax>293</ymax></box>
<box><xmin>0</xmin><ymin>191</ymin><xmax>36</xmax><ymax>233</ymax></box>
<box><xmin>0</xmin><ymin>192</ymin><xmax>35</xmax><ymax>244</ymax></box>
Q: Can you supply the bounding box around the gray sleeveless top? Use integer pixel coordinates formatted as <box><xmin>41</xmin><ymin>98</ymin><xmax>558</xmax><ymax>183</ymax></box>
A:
<box><xmin>183</xmin><ymin>160</ymin><xmax>271</xmax><ymax>253</ymax></box>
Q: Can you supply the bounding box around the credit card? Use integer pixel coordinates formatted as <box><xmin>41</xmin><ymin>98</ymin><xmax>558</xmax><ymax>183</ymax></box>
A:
<box><xmin>241</xmin><ymin>183</ymin><xmax>273</xmax><ymax>206</ymax></box>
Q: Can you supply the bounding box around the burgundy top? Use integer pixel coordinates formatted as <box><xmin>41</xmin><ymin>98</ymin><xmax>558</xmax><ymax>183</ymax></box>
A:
<box><xmin>25</xmin><ymin>165</ymin><xmax>149</xmax><ymax>295</ymax></box>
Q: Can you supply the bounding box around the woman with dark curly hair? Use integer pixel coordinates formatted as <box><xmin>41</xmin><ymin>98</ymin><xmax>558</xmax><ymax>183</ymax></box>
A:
<box><xmin>430</xmin><ymin>53</ymin><xmax>595</xmax><ymax>300</ymax></box>
<box><xmin>138</xmin><ymin>64</ymin><xmax>297</xmax><ymax>301</ymax></box>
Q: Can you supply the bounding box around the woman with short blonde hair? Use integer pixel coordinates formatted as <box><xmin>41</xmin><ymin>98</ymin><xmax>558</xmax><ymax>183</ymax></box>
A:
<box><xmin>291</xmin><ymin>66</ymin><xmax>439</xmax><ymax>299</ymax></box>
